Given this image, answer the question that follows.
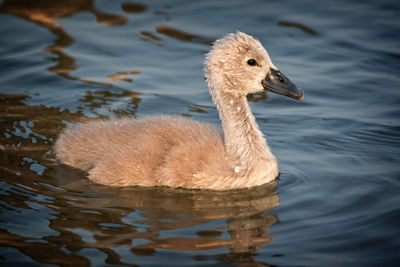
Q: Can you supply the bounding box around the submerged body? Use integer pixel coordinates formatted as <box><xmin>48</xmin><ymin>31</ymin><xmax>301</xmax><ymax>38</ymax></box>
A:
<box><xmin>56</xmin><ymin>32</ymin><xmax>303</xmax><ymax>190</ymax></box>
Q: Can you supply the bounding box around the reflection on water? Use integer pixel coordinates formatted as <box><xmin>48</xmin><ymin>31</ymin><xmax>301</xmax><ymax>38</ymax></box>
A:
<box><xmin>107</xmin><ymin>71</ymin><xmax>140</xmax><ymax>83</ymax></box>
<box><xmin>1</xmin><ymin>0</ymin><xmax>399</xmax><ymax>266</ymax></box>
<box><xmin>0</xmin><ymin>0</ymin><xmax>129</xmax><ymax>86</ymax></box>
<box><xmin>156</xmin><ymin>24</ymin><xmax>213</xmax><ymax>45</ymax></box>
<box><xmin>121</xmin><ymin>2</ymin><xmax>147</xmax><ymax>14</ymax></box>
<box><xmin>0</xmin><ymin>93</ymin><xmax>79</xmax><ymax>178</ymax></box>
<box><xmin>277</xmin><ymin>21</ymin><xmax>317</xmax><ymax>36</ymax></box>
<box><xmin>0</xmin><ymin>89</ymin><xmax>140</xmax><ymax>179</ymax></box>
<box><xmin>140</xmin><ymin>30</ymin><xmax>163</xmax><ymax>42</ymax></box>
<box><xmin>1</xmin><ymin>160</ymin><xmax>280</xmax><ymax>265</ymax></box>
<box><xmin>0</xmin><ymin>0</ymin><xmax>127</xmax><ymax>26</ymax></box>
<box><xmin>77</xmin><ymin>89</ymin><xmax>142</xmax><ymax>117</ymax></box>
<box><xmin>58</xmin><ymin>170</ymin><xmax>279</xmax><ymax>257</ymax></box>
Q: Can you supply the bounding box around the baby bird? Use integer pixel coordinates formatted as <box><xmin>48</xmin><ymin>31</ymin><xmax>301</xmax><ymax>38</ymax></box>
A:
<box><xmin>56</xmin><ymin>32</ymin><xmax>303</xmax><ymax>190</ymax></box>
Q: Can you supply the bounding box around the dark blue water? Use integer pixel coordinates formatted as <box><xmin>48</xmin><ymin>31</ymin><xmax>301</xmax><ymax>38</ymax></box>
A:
<box><xmin>1</xmin><ymin>0</ymin><xmax>399</xmax><ymax>266</ymax></box>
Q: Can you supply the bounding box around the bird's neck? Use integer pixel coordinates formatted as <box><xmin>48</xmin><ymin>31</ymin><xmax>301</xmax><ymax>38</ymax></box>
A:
<box><xmin>212</xmin><ymin>88</ymin><xmax>275</xmax><ymax>167</ymax></box>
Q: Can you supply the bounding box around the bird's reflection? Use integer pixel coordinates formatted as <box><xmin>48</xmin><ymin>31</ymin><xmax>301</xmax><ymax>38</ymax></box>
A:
<box><xmin>52</xmin><ymin>165</ymin><xmax>280</xmax><ymax>265</ymax></box>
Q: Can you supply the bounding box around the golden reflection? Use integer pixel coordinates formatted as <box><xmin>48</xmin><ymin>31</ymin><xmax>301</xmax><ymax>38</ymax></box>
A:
<box><xmin>0</xmin><ymin>229</ymin><xmax>91</xmax><ymax>265</ymax></box>
<box><xmin>121</xmin><ymin>2</ymin><xmax>147</xmax><ymax>14</ymax></box>
<box><xmin>77</xmin><ymin>89</ymin><xmax>142</xmax><ymax>117</ymax></box>
<box><xmin>156</xmin><ymin>24</ymin><xmax>213</xmax><ymax>45</ymax></box>
<box><xmin>140</xmin><ymin>30</ymin><xmax>162</xmax><ymax>41</ymax></box>
<box><xmin>0</xmin><ymin>93</ymin><xmax>83</xmax><ymax>180</ymax></box>
<box><xmin>3</xmin><ymin>158</ymin><xmax>281</xmax><ymax>266</ymax></box>
<box><xmin>52</xmin><ymin>165</ymin><xmax>281</xmax><ymax>264</ymax></box>
<box><xmin>0</xmin><ymin>0</ymin><xmax>129</xmax><ymax>85</ymax></box>
<box><xmin>277</xmin><ymin>20</ymin><xmax>318</xmax><ymax>35</ymax></box>
<box><xmin>0</xmin><ymin>0</ymin><xmax>128</xmax><ymax>26</ymax></box>
<box><xmin>156</xmin><ymin>24</ymin><xmax>198</xmax><ymax>42</ymax></box>
<box><xmin>107</xmin><ymin>74</ymin><xmax>133</xmax><ymax>82</ymax></box>
<box><xmin>106</xmin><ymin>71</ymin><xmax>140</xmax><ymax>82</ymax></box>
<box><xmin>187</xmin><ymin>104</ymin><xmax>210</xmax><ymax>114</ymax></box>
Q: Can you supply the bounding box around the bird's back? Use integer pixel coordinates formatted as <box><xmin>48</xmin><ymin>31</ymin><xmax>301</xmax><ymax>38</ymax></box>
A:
<box><xmin>56</xmin><ymin>116</ymin><xmax>227</xmax><ymax>187</ymax></box>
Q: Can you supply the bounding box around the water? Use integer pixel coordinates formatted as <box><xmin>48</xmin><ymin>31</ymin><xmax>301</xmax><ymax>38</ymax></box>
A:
<box><xmin>0</xmin><ymin>0</ymin><xmax>399</xmax><ymax>266</ymax></box>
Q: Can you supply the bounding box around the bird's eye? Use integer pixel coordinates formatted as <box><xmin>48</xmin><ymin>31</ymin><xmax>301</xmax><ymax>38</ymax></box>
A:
<box><xmin>247</xmin><ymin>59</ymin><xmax>257</xmax><ymax>66</ymax></box>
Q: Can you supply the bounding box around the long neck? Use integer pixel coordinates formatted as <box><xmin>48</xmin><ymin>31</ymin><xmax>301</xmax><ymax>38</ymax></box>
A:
<box><xmin>212</xmin><ymin>88</ymin><xmax>275</xmax><ymax>167</ymax></box>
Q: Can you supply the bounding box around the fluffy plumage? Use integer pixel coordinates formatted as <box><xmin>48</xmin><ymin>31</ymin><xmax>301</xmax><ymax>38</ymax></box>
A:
<box><xmin>56</xmin><ymin>32</ymin><xmax>299</xmax><ymax>190</ymax></box>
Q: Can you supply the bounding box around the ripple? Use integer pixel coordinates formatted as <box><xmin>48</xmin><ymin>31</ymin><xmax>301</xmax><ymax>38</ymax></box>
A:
<box><xmin>155</xmin><ymin>24</ymin><xmax>212</xmax><ymax>45</ymax></box>
<box><xmin>121</xmin><ymin>2</ymin><xmax>147</xmax><ymax>14</ymax></box>
<box><xmin>277</xmin><ymin>20</ymin><xmax>318</xmax><ymax>35</ymax></box>
<box><xmin>0</xmin><ymin>0</ymin><xmax>399</xmax><ymax>266</ymax></box>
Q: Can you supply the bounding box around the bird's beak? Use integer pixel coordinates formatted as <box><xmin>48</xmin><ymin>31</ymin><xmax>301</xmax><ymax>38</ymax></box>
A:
<box><xmin>262</xmin><ymin>69</ymin><xmax>304</xmax><ymax>100</ymax></box>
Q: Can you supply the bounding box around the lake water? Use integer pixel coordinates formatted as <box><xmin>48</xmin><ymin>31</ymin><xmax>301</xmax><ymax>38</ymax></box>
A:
<box><xmin>1</xmin><ymin>0</ymin><xmax>399</xmax><ymax>266</ymax></box>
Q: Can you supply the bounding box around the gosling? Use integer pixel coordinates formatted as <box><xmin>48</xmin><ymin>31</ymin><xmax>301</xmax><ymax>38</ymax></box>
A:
<box><xmin>55</xmin><ymin>32</ymin><xmax>304</xmax><ymax>190</ymax></box>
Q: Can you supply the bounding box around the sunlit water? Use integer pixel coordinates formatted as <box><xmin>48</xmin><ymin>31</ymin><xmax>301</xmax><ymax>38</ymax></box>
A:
<box><xmin>1</xmin><ymin>0</ymin><xmax>399</xmax><ymax>266</ymax></box>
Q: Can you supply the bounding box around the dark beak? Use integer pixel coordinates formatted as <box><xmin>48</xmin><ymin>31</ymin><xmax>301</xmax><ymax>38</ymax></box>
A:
<box><xmin>262</xmin><ymin>69</ymin><xmax>304</xmax><ymax>100</ymax></box>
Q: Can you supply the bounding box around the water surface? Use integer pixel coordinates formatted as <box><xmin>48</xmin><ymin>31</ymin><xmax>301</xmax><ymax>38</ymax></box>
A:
<box><xmin>1</xmin><ymin>0</ymin><xmax>399</xmax><ymax>266</ymax></box>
